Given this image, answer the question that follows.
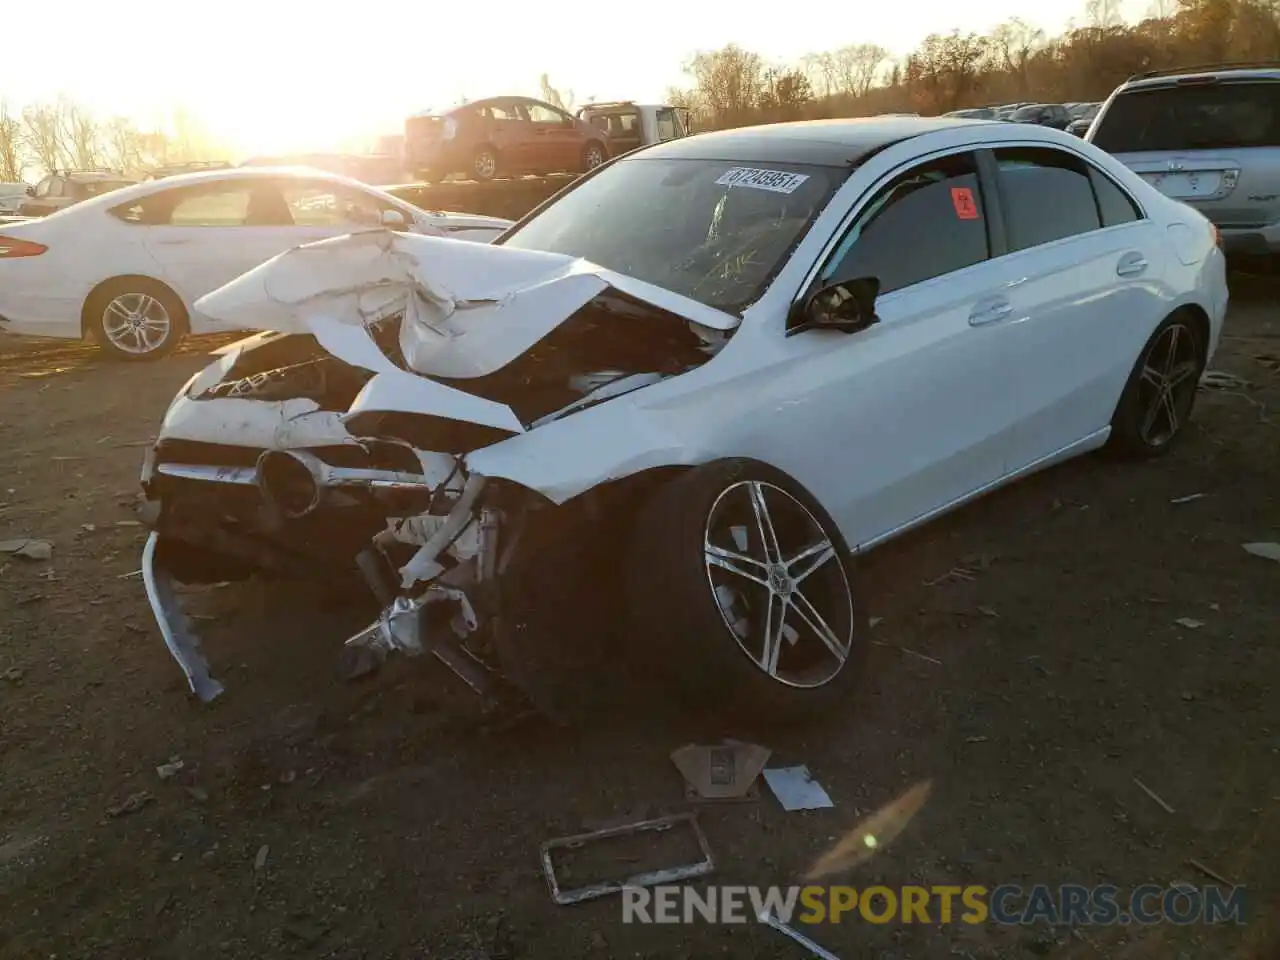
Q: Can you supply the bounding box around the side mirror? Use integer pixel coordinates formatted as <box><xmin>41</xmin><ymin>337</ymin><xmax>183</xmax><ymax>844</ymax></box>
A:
<box><xmin>787</xmin><ymin>277</ymin><xmax>880</xmax><ymax>337</ymax></box>
<box><xmin>26</xmin><ymin>185</ymin><xmax>35</xmax><ymax>196</ymax></box>
<box><xmin>381</xmin><ymin>208</ymin><xmax>408</xmax><ymax>228</ymax></box>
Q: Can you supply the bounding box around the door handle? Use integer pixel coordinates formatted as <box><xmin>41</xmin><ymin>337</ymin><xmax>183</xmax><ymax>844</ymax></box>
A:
<box><xmin>1116</xmin><ymin>252</ymin><xmax>1148</xmax><ymax>277</ymax></box>
<box><xmin>968</xmin><ymin>296</ymin><xmax>1013</xmax><ymax>327</ymax></box>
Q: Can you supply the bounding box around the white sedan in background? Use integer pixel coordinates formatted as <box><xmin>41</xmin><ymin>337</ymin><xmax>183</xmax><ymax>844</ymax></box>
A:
<box><xmin>0</xmin><ymin>167</ymin><xmax>512</xmax><ymax>360</ymax></box>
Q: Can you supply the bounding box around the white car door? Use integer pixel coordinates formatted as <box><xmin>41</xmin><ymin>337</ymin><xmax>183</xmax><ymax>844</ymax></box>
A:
<box><xmin>980</xmin><ymin>145</ymin><xmax>1165</xmax><ymax>468</ymax></box>
<box><xmin>762</xmin><ymin>150</ymin><xmax>1022</xmax><ymax>550</ymax></box>
<box><xmin>139</xmin><ymin>179</ymin><xmax>311</xmax><ymax>307</ymax></box>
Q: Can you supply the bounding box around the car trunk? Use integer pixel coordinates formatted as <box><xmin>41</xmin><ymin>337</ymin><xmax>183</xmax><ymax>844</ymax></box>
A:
<box><xmin>1092</xmin><ymin>77</ymin><xmax>1280</xmax><ymax>230</ymax></box>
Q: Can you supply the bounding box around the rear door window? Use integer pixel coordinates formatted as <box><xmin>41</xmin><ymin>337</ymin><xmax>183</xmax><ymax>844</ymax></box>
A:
<box><xmin>994</xmin><ymin>147</ymin><xmax>1102</xmax><ymax>252</ymax></box>
<box><xmin>1092</xmin><ymin>80</ymin><xmax>1280</xmax><ymax>152</ymax></box>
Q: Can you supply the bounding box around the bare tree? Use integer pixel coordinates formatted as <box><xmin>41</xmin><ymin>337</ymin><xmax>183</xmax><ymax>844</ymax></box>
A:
<box><xmin>989</xmin><ymin>18</ymin><xmax>1045</xmax><ymax>95</ymax></box>
<box><xmin>801</xmin><ymin>52</ymin><xmax>837</xmax><ymax>98</ymax></box>
<box><xmin>539</xmin><ymin>74</ymin><xmax>576</xmax><ymax>112</ymax></box>
<box><xmin>102</xmin><ymin>117</ymin><xmax>145</xmax><ymax>174</ymax></box>
<box><xmin>58</xmin><ymin>98</ymin><xmax>102</xmax><ymax>170</ymax></box>
<box><xmin>22</xmin><ymin>102</ymin><xmax>69</xmax><ymax>175</ymax></box>
<box><xmin>685</xmin><ymin>44</ymin><xmax>766</xmax><ymax>126</ymax></box>
<box><xmin>1087</xmin><ymin>0</ymin><xmax>1125</xmax><ymax>28</ymax></box>
<box><xmin>0</xmin><ymin>100</ymin><xmax>25</xmax><ymax>182</ymax></box>
<box><xmin>831</xmin><ymin>44</ymin><xmax>890</xmax><ymax>96</ymax></box>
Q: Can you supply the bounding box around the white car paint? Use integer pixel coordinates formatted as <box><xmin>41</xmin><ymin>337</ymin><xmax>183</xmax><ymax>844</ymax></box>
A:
<box><xmin>144</xmin><ymin>119</ymin><xmax>1228</xmax><ymax>702</ymax></box>
<box><xmin>0</xmin><ymin>166</ymin><xmax>511</xmax><ymax>349</ymax></box>
<box><xmin>172</xmin><ymin>122</ymin><xmax>1228</xmax><ymax>550</ymax></box>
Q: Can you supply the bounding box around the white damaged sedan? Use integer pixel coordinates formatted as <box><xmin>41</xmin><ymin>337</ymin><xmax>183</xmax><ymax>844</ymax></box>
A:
<box><xmin>139</xmin><ymin>117</ymin><xmax>1228</xmax><ymax>719</ymax></box>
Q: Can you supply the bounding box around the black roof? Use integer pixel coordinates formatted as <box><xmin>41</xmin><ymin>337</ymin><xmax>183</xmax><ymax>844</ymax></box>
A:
<box><xmin>639</xmin><ymin>117</ymin><xmax>995</xmax><ymax>167</ymax></box>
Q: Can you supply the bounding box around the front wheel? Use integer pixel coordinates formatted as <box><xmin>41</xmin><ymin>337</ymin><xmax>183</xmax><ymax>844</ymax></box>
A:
<box><xmin>87</xmin><ymin>278</ymin><xmax>187</xmax><ymax>361</ymax></box>
<box><xmin>627</xmin><ymin>459</ymin><xmax>868</xmax><ymax>722</ymax></box>
<box><xmin>580</xmin><ymin>141</ymin><xmax>606</xmax><ymax>172</ymax></box>
<box><xmin>1107</xmin><ymin>312</ymin><xmax>1205</xmax><ymax>458</ymax></box>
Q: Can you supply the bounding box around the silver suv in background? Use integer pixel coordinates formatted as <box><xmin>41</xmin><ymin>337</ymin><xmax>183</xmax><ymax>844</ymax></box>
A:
<box><xmin>1088</xmin><ymin>63</ymin><xmax>1280</xmax><ymax>258</ymax></box>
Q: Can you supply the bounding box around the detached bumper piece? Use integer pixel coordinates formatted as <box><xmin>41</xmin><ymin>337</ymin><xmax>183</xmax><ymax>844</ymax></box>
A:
<box><xmin>142</xmin><ymin>531</ymin><xmax>225</xmax><ymax>702</ymax></box>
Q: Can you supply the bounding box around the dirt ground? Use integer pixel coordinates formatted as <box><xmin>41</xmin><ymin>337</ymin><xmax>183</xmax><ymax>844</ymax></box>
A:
<box><xmin>1</xmin><ymin>280</ymin><xmax>1277</xmax><ymax>960</ymax></box>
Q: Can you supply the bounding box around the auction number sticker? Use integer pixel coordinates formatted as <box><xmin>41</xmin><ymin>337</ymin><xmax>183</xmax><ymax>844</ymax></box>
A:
<box><xmin>715</xmin><ymin>167</ymin><xmax>810</xmax><ymax>194</ymax></box>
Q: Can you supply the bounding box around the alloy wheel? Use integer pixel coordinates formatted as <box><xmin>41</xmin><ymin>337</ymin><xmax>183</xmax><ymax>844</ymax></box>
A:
<box><xmin>703</xmin><ymin>480</ymin><xmax>855</xmax><ymax>688</ymax></box>
<box><xmin>1136</xmin><ymin>322</ymin><xmax>1199</xmax><ymax>447</ymax></box>
<box><xmin>474</xmin><ymin>151</ymin><xmax>497</xmax><ymax>179</ymax></box>
<box><xmin>102</xmin><ymin>292</ymin><xmax>172</xmax><ymax>356</ymax></box>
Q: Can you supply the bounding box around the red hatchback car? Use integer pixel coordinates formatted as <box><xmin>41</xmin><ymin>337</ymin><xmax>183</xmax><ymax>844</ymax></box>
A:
<box><xmin>404</xmin><ymin>96</ymin><xmax>610</xmax><ymax>183</ymax></box>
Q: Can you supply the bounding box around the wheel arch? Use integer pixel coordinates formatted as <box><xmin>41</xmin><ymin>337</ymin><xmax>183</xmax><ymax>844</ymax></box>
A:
<box><xmin>81</xmin><ymin>274</ymin><xmax>190</xmax><ymax>338</ymax></box>
<box><xmin>1167</xmin><ymin>301</ymin><xmax>1211</xmax><ymax>367</ymax></box>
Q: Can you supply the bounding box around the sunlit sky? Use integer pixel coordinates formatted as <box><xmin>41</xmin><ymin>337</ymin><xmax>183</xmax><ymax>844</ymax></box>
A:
<box><xmin>5</xmin><ymin>0</ymin><xmax>1150</xmax><ymax>157</ymax></box>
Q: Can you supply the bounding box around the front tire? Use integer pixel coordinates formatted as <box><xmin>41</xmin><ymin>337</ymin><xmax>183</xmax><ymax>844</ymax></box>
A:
<box><xmin>580</xmin><ymin>140</ymin><xmax>606</xmax><ymax>173</ymax></box>
<box><xmin>1107</xmin><ymin>311</ymin><xmax>1205</xmax><ymax>458</ymax></box>
<box><xmin>627</xmin><ymin>459</ymin><xmax>868</xmax><ymax>722</ymax></box>
<box><xmin>86</xmin><ymin>278</ymin><xmax>187</xmax><ymax>361</ymax></box>
<box><xmin>472</xmin><ymin>145</ymin><xmax>499</xmax><ymax>182</ymax></box>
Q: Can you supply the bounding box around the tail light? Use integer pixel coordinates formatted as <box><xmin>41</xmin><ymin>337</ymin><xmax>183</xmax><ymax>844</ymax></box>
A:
<box><xmin>0</xmin><ymin>236</ymin><xmax>48</xmax><ymax>258</ymax></box>
<box><xmin>1211</xmin><ymin>224</ymin><xmax>1222</xmax><ymax>250</ymax></box>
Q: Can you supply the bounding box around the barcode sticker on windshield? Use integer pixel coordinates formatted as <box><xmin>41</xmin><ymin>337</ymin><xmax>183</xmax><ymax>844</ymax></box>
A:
<box><xmin>715</xmin><ymin>167</ymin><xmax>810</xmax><ymax>194</ymax></box>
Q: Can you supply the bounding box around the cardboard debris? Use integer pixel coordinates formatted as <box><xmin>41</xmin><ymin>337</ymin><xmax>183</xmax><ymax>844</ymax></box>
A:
<box><xmin>671</xmin><ymin>740</ymin><xmax>771</xmax><ymax>802</ymax></box>
<box><xmin>763</xmin><ymin>766</ymin><xmax>834</xmax><ymax>811</ymax></box>
<box><xmin>0</xmin><ymin>538</ymin><xmax>53</xmax><ymax>561</ymax></box>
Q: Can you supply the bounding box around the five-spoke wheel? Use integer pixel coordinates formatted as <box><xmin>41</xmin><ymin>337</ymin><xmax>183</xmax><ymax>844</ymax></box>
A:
<box><xmin>1110</xmin><ymin>312</ymin><xmax>1205</xmax><ymax>457</ymax></box>
<box><xmin>628</xmin><ymin>459</ymin><xmax>867</xmax><ymax>720</ymax></box>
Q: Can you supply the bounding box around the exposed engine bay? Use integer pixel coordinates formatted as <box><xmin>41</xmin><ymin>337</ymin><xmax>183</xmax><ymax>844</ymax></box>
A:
<box><xmin>139</xmin><ymin>229</ymin><xmax>735</xmax><ymax>706</ymax></box>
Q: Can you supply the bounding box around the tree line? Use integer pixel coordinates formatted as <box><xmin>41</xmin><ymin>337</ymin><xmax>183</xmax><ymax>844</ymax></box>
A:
<box><xmin>667</xmin><ymin>0</ymin><xmax>1280</xmax><ymax>128</ymax></box>
<box><xmin>0</xmin><ymin>98</ymin><xmax>227</xmax><ymax>183</ymax></box>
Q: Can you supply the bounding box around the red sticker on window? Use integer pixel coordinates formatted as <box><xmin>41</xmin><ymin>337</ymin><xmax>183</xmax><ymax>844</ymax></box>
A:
<box><xmin>950</xmin><ymin>186</ymin><xmax>979</xmax><ymax>220</ymax></box>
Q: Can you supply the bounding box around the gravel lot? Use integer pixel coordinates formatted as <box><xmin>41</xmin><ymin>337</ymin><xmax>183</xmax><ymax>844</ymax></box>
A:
<box><xmin>1</xmin><ymin>278</ymin><xmax>1277</xmax><ymax>959</ymax></box>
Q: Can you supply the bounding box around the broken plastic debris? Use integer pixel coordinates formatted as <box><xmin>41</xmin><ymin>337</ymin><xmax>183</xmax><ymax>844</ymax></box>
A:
<box><xmin>156</xmin><ymin>758</ymin><xmax>185</xmax><ymax>780</ymax></box>
<box><xmin>1170</xmin><ymin>493</ymin><xmax>1206</xmax><ymax>504</ymax></box>
<box><xmin>1175</xmin><ymin>617</ymin><xmax>1204</xmax><ymax>629</ymax></box>
<box><xmin>253</xmin><ymin>844</ymin><xmax>270</xmax><ymax>871</ymax></box>
<box><xmin>0</xmin><ymin>538</ymin><xmax>53</xmax><ymax>561</ymax></box>
<box><xmin>671</xmin><ymin>741</ymin><xmax>771</xmax><ymax>802</ymax></box>
<box><xmin>106</xmin><ymin>792</ymin><xmax>155</xmax><ymax>818</ymax></box>
<box><xmin>1242</xmin><ymin>542</ymin><xmax>1280</xmax><ymax>563</ymax></box>
<box><xmin>762</xmin><ymin>766</ymin><xmax>834</xmax><ymax>811</ymax></box>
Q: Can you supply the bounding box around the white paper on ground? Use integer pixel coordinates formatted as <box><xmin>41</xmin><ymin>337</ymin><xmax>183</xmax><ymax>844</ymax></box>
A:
<box><xmin>762</xmin><ymin>765</ymin><xmax>834</xmax><ymax>811</ymax></box>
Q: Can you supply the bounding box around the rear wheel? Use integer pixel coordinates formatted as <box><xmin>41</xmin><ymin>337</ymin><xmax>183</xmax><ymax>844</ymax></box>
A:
<box><xmin>472</xmin><ymin>146</ymin><xmax>499</xmax><ymax>181</ymax></box>
<box><xmin>1107</xmin><ymin>312</ymin><xmax>1205</xmax><ymax>458</ymax></box>
<box><xmin>627</xmin><ymin>459</ymin><xmax>868</xmax><ymax>722</ymax></box>
<box><xmin>86</xmin><ymin>278</ymin><xmax>187</xmax><ymax>361</ymax></box>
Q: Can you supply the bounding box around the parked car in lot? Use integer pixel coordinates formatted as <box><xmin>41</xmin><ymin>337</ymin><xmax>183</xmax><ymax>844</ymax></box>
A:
<box><xmin>1008</xmin><ymin>103</ymin><xmax>1072</xmax><ymax>129</ymax></box>
<box><xmin>1088</xmin><ymin>64</ymin><xmax>1280</xmax><ymax>258</ymax></box>
<box><xmin>576</xmin><ymin>101</ymin><xmax>690</xmax><ymax>155</ymax></box>
<box><xmin>137</xmin><ymin>117</ymin><xmax>1227</xmax><ymax>720</ymax></box>
<box><xmin>19</xmin><ymin>169</ymin><xmax>138</xmax><ymax>216</ymax></box>
<box><xmin>944</xmin><ymin>107</ymin><xmax>996</xmax><ymax>119</ymax></box>
<box><xmin>145</xmin><ymin>161</ymin><xmax>233</xmax><ymax>180</ymax></box>
<box><xmin>404</xmin><ymin>96</ymin><xmax>610</xmax><ymax>182</ymax></box>
<box><xmin>0</xmin><ymin>167</ymin><xmax>512</xmax><ymax>360</ymax></box>
<box><xmin>1066</xmin><ymin>102</ymin><xmax>1101</xmax><ymax>137</ymax></box>
<box><xmin>0</xmin><ymin>182</ymin><xmax>30</xmax><ymax>215</ymax></box>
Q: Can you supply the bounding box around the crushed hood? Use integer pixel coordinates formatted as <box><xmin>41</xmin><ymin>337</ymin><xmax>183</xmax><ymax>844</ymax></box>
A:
<box><xmin>194</xmin><ymin>229</ymin><xmax>738</xmax><ymax>381</ymax></box>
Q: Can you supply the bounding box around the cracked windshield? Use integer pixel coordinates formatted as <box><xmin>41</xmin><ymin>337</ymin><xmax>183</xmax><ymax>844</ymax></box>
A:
<box><xmin>501</xmin><ymin>158</ymin><xmax>845</xmax><ymax>312</ymax></box>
